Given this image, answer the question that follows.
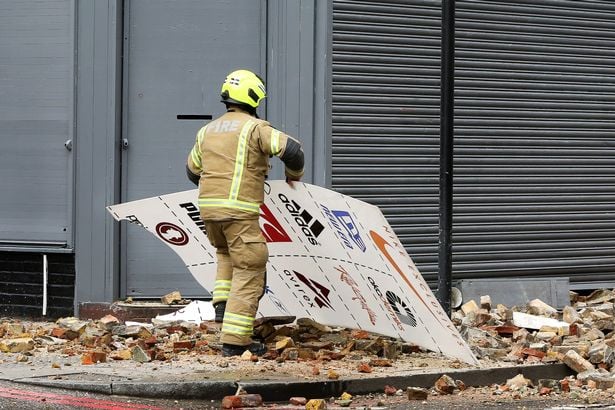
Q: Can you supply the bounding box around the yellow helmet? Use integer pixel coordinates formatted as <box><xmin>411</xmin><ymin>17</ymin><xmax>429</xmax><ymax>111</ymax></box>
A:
<box><xmin>220</xmin><ymin>69</ymin><xmax>266</xmax><ymax>108</ymax></box>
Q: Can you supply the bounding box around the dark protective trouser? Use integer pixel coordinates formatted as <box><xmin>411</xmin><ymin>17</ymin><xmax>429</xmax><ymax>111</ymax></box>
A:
<box><xmin>204</xmin><ymin>218</ymin><xmax>268</xmax><ymax>346</ymax></box>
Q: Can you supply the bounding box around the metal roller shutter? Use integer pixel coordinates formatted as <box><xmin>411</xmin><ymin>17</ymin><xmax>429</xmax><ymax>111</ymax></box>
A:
<box><xmin>0</xmin><ymin>0</ymin><xmax>74</xmax><ymax>249</ymax></box>
<box><xmin>332</xmin><ymin>0</ymin><xmax>615</xmax><ymax>288</ymax></box>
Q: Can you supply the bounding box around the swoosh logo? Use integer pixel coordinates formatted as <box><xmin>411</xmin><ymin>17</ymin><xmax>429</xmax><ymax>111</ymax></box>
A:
<box><xmin>370</xmin><ymin>230</ymin><xmax>441</xmax><ymax>323</ymax></box>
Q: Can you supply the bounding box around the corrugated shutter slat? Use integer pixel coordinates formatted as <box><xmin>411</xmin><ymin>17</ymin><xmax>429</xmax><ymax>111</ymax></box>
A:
<box><xmin>332</xmin><ymin>0</ymin><xmax>615</xmax><ymax>287</ymax></box>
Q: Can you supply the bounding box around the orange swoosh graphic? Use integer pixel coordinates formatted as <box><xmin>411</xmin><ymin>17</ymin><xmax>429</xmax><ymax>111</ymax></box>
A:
<box><xmin>370</xmin><ymin>230</ymin><xmax>442</xmax><ymax>323</ymax></box>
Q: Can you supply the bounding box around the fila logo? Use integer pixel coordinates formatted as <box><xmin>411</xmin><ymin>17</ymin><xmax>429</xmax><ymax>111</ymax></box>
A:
<box><xmin>278</xmin><ymin>194</ymin><xmax>324</xmax><ymax>246</ymax></box>
<box><xmin>259</xmin><ymin>204</ymin><xmax>292</xmax><ymax>243</ymax></box>
<box><xmin>284</xmin><ymin>269</ymin><xmax>333</xmax><ymax>309</ymax></box>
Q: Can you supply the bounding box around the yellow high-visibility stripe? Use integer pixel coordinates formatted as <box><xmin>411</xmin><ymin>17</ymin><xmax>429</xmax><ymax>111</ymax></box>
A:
<box><xmin>270</xmin><ymin>130</ymin><xmax>281</xmax><ymax>156</ymax></box>
<box><xmin>191</xmin><ymin>148</ymin><xmax>202</xmax><ymax>169</ymax></box>
<box><xmin>229</xmin><ymin>120</ymin><xmax>255</xmax><ymax>201</ymax></box>
<box><xmin>221</xmin><ymin>323</ymin><xmax>253</xmax><ymax>335</ymax></box>
<box><xmin>224</xmin><ymin>312</ymin><xmax>254</xmax><ymax>325</ymax></box>
<box><xmin>198</xmin><ymin>198</ymin><xmax>260</xmax><ymax>213</ymax></box>
<box><xmin>212</xmin><ymin>280</ymin><xmax>231</xmax><ymax>301</ymax></box>
<box><xmin>191</xmin><ymin>125</ymin><xmax>207</xmax><ymax>169</ymax></box>
<box><xmin>196</xmin><ymin>125</ymin><xmax>207</xmax><ymax>146</ymax></box>
<box><xmin>214</xmin><ymin>280</ymin><xmax>231</xmax><ymax>289</ymax></box>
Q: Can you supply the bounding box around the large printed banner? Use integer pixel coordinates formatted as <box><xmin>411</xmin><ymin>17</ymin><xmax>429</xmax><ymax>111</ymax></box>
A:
<box><xmin>107</xmin><ymin>181</ymin><xmax>478</xmax><ymax>365</ymax></box>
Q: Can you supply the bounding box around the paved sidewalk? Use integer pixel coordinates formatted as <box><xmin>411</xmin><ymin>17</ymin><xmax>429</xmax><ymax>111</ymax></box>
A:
<box><xmin>0</xmin><ymin>358</ymin><xmax>573</xmax><ymax>401</ymax></box>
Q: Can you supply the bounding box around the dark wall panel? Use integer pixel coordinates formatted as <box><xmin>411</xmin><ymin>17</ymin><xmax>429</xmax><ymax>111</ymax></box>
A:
<box><xmin>0</xmin><ymin>252</ymin><xmax>75</xmax><ymax>319</ymax></box>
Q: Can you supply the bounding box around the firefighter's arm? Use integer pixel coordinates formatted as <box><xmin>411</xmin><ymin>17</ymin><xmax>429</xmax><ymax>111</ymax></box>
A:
<box><xmin>186</xmin><ymin>125</ymin><xmax>206</xmax><ymax>186</ymax></box>
<box><xmin>280</xmin><ymin>136</ymin><xmax>304</xmax><ymax>181</ymax></box>
<box><xmin>258</xmin><ymin>124</ymin><xmax>304</xmax><ymax>180</ymax></box>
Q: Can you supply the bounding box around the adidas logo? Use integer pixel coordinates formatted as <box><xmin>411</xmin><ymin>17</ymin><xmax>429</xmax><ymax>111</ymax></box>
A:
<box><xmin>278</xmin><ymin>194</ymin><xmax>324</xmax><ymax>246</ymax></box>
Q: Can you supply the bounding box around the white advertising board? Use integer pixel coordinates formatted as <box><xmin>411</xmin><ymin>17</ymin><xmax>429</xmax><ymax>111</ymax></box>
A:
<box><xmin>107</xmin><ymin>181</ymin><xmax>478</xmax><ymax>365</ymax></box>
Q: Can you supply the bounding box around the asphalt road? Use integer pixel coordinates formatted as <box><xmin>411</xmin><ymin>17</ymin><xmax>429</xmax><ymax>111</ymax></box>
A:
<box><xmin>0</xmin><ymin>379</ymin><xmax>218</xmax><ymax>410</ymax></box>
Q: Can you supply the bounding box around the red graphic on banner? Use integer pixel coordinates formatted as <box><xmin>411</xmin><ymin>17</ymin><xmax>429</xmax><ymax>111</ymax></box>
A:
<box><xmin>156</xmin><ymin>222</ymin><xmax>189</xmax><ymax>246</ymax></box>
<box><xmin>260</xmin><ymin>204</ymin><xmax>292</xmax><ymax>243</ymax></box>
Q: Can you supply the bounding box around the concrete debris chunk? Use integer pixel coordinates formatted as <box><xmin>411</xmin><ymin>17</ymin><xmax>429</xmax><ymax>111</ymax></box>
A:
<box><xmin>562</xmin><ymin>306</ymin><xmax>581</xmax><ymax>324</ymax></box>
<box><xmin>461</xmin><ymin>300</ymin><xmax>479</xmax><ymax>315</ymax></box>
<box><xmin>480</xmin><ymin>295</ymin><xmax>492</xmax><ymax>311</ymax></box>
<box><xmin>275</xmin><ymin>336</ymin><xmax>294</xmax><ymax>350</ymax></box>
<box><xmin>131</xmin><ymin>345</ymin><xmax>151</xmax><ymax>363</ymax></box>
<box><xmin>35</xmin><ymin>336</ymin><xmax>67</xmax><ymax>346</ymax></box>
<box><xmin>562</xmin><ymin>349</ymin><xmax>595</xmax><ymax>373</ymax></box>
<box><xmin>406</xmin><ymin>387</ymin><xmax>429</xmax><ymax>400</ymax></box>
<box><xmin>160</xmin><ymin>290</ymin><xmax>182</xmax><ymax>305</ymax></box>
<box><xmin>512</xmin><ymin>311</ymin><xmax>569</xmax><ymax>332</ymax></box>
<box><xmin>5</xmin><ymin>323</ymin><xmax>25</xmax><ymax>336</ymax></box>
<box><xmin>296</xmin><ymin>318</ymin><xmax>332</xmax><ymax>333</ymax></box>
<box><xmin>98</xmin><ymin>314</ymin><xmax>120</xmax><ymax>330</ymax></box>
<box><xmin>583</xmin><ymin>289</ymin><xmax>615</xmax><ymax>305</ymax></box>
<box><xmin>506</xmin><ymin>374</ymin><xmax>532</xmax><ymax>391</ymax></box>
<box><xmin>527</xmin><ymin>299</ymin><xmax>557</xmax><ymax>316</ymax></box>
<box><xmin>0</xmin><ymin>337</ymin><xmax>34</xmax><ymax>353</ymax></box>
<box><xmin>305</xmin><ymin>398</ymin><xmax>327</xmax><ymax>410</ymax></box>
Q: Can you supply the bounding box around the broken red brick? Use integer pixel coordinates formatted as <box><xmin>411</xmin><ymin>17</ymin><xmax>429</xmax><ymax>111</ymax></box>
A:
<box><xmin>98</xmin><ymin>314</ymin><xmax>120</xmax><ymax>329</ymax></box>
<box><xmin>262</xmin><ymin>350</ymin><xmax>278</xmax><ymax>360</ymax></box>
<box><xmin>81</xmin><ymin>353</ymin><xmax>94</xmax><ymax>365</ymax></box>
<box><xmin>384</xmin><ymin>385</ymin><xmax>397</xmax><ymax>396</ymax></box>
<box><xmin>311</xmin><ymin>366</ymin><xmax>320</xmax><ymax>376</ymax></box>
<box><xmin>172</xmin><ymin>340</ymin><xmax>194</xmax><ymax>352</ymax></box>
<box><xmin>351</xmin><ymin>329</ymin><xmax>370</xmax><ymax>339</ymax></box>
<box><xmin>221</xmin><ymin>394</ymin><xmax>263</xmax><ymax>409</ymax></box>
<box><xmin>154</xmin><ymin>350</ymin><xmax>168</xmax><ymax>361</ymax></box>
<box><xmin>434</xmin><ymin>374</ymin><xmax>456</xmax><ymax>395</ymax></box>
<box><xmin>289</xmin><ymin>397</ymin><xmax>307</xmax><ymax>406</ymax></box>
<box><xmin>539</xmin><ymin>387</ymin><xmax>552</xmax><ymax>396</ymax></box>
<box><xmin>51</xmin><ymin>328</ymin><xmax>67</xmax><ymax>339</ymax></box>
<box><xmin>330</xmin><ymin>352</ymin><xmax>346</xmax><ymax>360</ymax></box>
<box><xmin>81</xmin><ymin>351</ymin><xmax>106</xmax><ymax>365</ymax></box>
<box><xmin>357</xmin><ymin>363</ymin><xmax>373</xmax><ymax>373</ymax></box>
<box><xmin>521</xmin><ymin>348</ymin><xmax>546</xmax><ymax>359</ymax></box>
<box><xmin>369</xmin><ymin>359</ymin><xmax>392</xmax><ymax>367</ymax></box>
<box><xmin>143</xmin><ymin>336</ymin><xmax>158</xmax><ymax>347</ymax></box>
<box><xmin>166</xmin><ymin>326</ymin><xmax>185</xmax><ymax>335</ymax></box>
<box><xmin>194</xmin><ymin>340</ymin><xmax>209</xmax><ymax>349</ymax></box>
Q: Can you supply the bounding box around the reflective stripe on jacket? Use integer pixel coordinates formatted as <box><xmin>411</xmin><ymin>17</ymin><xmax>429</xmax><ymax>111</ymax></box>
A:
<box><xmin>187</xmin><ymin>108</ymin><xmax>302</xmax><ymax>220</ymax></box>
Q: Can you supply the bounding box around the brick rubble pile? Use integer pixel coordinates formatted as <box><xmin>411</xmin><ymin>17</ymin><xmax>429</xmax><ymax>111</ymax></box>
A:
<box><xmin>2</xmin><ymin>288</ymin><xmax>615</xmax><ymax>407</ymax></box>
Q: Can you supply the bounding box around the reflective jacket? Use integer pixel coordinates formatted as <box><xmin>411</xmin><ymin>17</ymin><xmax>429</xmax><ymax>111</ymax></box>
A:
<box><xmin>187</xmin><ymin>108</ymin><xmax>304</xmax><ymax>221</ymax></box>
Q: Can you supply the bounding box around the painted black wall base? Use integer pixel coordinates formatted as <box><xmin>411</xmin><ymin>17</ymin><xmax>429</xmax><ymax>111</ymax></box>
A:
<box><xmin>0</xmin><ymin>252</ymin><xmax>75</xmax><ymax>320</ymax></box>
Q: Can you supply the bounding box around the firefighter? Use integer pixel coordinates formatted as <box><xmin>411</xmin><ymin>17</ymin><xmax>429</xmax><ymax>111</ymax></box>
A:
<box><xmin>186</xmin><ymin>69</ymin><xmax>305</xmax><ymax>357</ymax></box>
